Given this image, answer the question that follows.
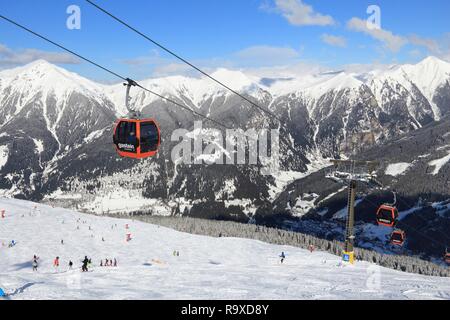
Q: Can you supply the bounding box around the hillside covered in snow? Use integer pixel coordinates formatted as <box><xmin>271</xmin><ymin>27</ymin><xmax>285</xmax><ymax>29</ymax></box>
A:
<box><xmin>0</xmin><ymin>57</ymin><xmax>449</xmax><ymax>264</ymax></box>
<box><xmin>0</xmin><ymin>198</ymin><xmax>449</xmax><ymax>300</ymax></box>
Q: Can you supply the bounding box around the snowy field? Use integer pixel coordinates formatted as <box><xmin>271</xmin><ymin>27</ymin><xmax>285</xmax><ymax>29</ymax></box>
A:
<box><xmin>0</xmin><ymin>198</ymin><xmax>449</xmax><ymax>300</ymax></box>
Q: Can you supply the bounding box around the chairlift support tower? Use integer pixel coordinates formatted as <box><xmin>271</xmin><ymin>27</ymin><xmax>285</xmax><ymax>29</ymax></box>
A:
<box><xmin>326</xmin><ymin>160</ymin><xmax>381</xmax><ymax>264</ymax></box>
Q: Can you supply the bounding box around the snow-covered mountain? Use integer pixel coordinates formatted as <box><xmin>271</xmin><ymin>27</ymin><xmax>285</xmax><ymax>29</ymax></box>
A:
<box><xmin>1</xmin><ymin>198</ymin><xmax>449</xmax><ymax>300</ymax></box>
<box><xmin>267</xmin><ymin>113</ymin><xmax>450</xmax><ymax>262</ymax></box>
<box><xmin>0</xmin><ymin>57</ymin><xmax>449</xmax><ymax>244</ymax></box>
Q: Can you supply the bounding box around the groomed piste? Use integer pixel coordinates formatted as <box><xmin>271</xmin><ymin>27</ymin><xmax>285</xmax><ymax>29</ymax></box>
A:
<box><xmin>0</xmin><ymin>197</ymin><xmax>449</xmax><ymax>300</ymax></box>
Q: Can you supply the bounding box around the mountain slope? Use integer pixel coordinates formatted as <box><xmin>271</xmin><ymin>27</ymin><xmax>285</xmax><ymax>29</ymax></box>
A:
<box><xmin>1</xmin><ymin>198</ymin><xmax>449</xmax><ymax>300</ymax></box>
<box><xmin>0</xmin><ymin>57</ymin><xmax>449</xmax><ymax>237</ymax></box>
<box><xmin>266</xmin><ymin>114</ymin><xmax>450</xmax><ymax>260</ymax></box>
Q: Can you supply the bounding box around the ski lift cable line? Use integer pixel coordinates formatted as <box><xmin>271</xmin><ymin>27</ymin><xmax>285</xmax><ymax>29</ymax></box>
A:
<box><xmin>363</xmin><ymin>195</ymin><xmax>449</xmax><ymax>249</ymax></box>
<box><xmin>85</xmin><ymin>0</ymin><xmax>284</xmax><ymax>125</ymax></box>
<box><xmin>376</xmin><ymin>187</ymin><xmax>450</xmax><ymax>244</ymax></box>
<box><xmin>327</xmin><ymin>164</ymin><xmax>449</xmax><ymax>251</ymax></box>
<box><xmin>395</xmin><ymin>194</ymin><xmax>450</xmax><ymax>243</ymax></box>
<box><xmin>0</xmin><ymin>14</ymin><xmax>230</xmax><ymax>130</ymax></box>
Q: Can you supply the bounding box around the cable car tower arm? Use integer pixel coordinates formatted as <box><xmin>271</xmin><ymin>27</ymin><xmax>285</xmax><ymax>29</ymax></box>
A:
<box><xmin>124</xmin><ymin>78</ymin><xmax>140</xmax><ymax>119</ymax></box>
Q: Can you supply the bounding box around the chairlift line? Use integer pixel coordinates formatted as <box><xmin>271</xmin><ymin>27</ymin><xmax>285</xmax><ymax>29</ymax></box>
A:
<box><xmin>326</xmin><ymin>160</ymin><xmax>450</xmax><ymax>263</ymax></box>
<box><xmin>85</xmin><ymin>0</ymin><xmax>284</xmax><ymax>125</ymax></box>
<box><xmin>0</xmin><ymin>14</ymin><xmax>126</xmax><ymax>81</ymax></box>
<box><xmin>363</xmin><ymin>193</ymin><xmax>449</xmax><ymax>254</ymax></box>
<box><xmin>0</xmin><ymin>13</ymin><xmax>231</xmax><ymax>160</ymax></box>
<box><xmin>85</xmin><ymin>0</ymin><xmax>301</xmax><ymax>156</ymax></box>
<box><xmin>0</xmin><ymin>15</ymin><xmax>231</xmax><ymax>131</ymax></box>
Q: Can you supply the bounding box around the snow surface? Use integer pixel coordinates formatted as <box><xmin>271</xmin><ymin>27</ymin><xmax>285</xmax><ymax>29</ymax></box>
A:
<box><xmin>385</xmin><ymin>163</ymin><xmax>412</xmax><ymax>177</ymax></box>
<box><xmin>83</xmin><ymin>128</ymin><xmax>107</xmax><ymax>144</ymax></box>
<box><xmin>0</xmin><ymin>145</ymin><xmax>8</xmax><ymax>170</ymax></box>
<box><xmin>32</xmin><ymin>139</ymin><xmax>44</xmax><ymax>154</ymax></box>
<box><xmin>428</xmin><ymin>152</ymin><xmax>450</xmax><ymax>175</ymax></box>
<box><xmin>1</xmin><ymin>198</ymin><xmax>449</xmax><ymax>300</ymax></box>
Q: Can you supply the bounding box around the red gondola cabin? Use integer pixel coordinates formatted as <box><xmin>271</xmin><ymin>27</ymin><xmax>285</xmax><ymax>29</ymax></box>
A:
<box><xmin>390</xmin><ymin>230</ymin><xmax>406</xmax><ymax>246</ymax></box>
<box><xmin>376</xmin><ymin>205</ymin><xmax>399</xmax><ymax>227</ymax></box>
<box><xmin>113</xmin><ymin>118</ymin><xmax>160</xmax><ymax>159</ymax></box>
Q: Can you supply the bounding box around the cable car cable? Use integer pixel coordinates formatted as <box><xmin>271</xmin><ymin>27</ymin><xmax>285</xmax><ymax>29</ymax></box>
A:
<box><xmin>0</xmin><ymin>14</ymin><xmax>126</xmax><ymax>82</ymax></box>
<box><xmin>85</xmin><ymin>0</ymin><xmax>284</xmax><ymax>125</ymax></box>
<box><xmin>369</xmin><ymin>181</ymin><xmax>450</xmax><ymax>245</ymax></box>
<box><xmin>0</xmin><ymin>14</ymin><xmax>231</xmax><ymax>130</ymax></box>
<box><xmin>395</xmin><ymin>194</ymin><xmax>450</xmax><ymax>243</ymax></box>
<box><xmin>86</xmin><ymin>0</ymin><xmax>301</xmax><ymax>157</ymax></box>
<box><xmin>363</xmin><ymin>196</ymin><xmax>449</xmax><ymax>249</ymax></box>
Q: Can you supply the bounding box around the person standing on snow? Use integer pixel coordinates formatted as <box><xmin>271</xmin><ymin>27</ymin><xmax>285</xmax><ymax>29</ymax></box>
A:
<box><xmin>82</xmin><ymin>256</ymin><xmax>89</xmax><ymax>272</ymax></box>
<box><xmin>53</xmin><ymin>257</ymin><xmax>60</xmax><ymax>271</ymax></box>
<box><xmin>68</xmin><ymin>260</ymin><xmax>73</xmax><ymax>270</ymax></box>
<box><xmin>32</xmin><ymin>255</ymin><xmax>39</xmax><ymax>271</ymax></box>
<box><xmin>280</xmin><ymin>252</ymin><xmax>286</xmax><ymax>264</ymax></box>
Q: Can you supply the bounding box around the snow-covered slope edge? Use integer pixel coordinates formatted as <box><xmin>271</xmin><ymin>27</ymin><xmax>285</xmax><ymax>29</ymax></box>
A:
<box><xmin>0</xmin><ymin>198</ymin><xmax>449</xmax><ymax>300</ymax></box>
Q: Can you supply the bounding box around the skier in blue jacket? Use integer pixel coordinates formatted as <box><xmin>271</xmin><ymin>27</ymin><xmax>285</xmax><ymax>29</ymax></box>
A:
<box><xmin>280</xmin><ymin>252</ymin><xmax>286</xmax><ymax>264</ymax></box>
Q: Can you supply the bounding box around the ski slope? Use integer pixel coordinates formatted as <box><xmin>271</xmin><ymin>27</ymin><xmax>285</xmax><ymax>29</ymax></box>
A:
<box><xmin>0</xmin><ymin>198</ymin><xmax>449</xmax><ymax>300</ymax></box>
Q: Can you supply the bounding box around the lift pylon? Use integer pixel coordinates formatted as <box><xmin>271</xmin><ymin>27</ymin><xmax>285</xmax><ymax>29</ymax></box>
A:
<box><xmin>326</xmin><ymin>160</ymin><xmax>381</xmax><ymax>264</ymax></box>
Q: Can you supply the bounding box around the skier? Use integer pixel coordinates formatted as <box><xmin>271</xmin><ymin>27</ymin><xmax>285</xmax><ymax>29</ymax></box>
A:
<box><xmin>113</xmin><ymin>258</ymin><xmax>117</xmax><ymax>267</ymax></box>
<box><xmin>100</xmin><ymin>260</ymin><xmax>103</xmax><ymax>267</ymax></box>
<box><xmin>53</xmin><ymin>257</ymin><xmax>60</xmax><ymax>270</ymax></box>
<box><xmin>68</xmin><ymin>260</ymin><xmax>73</xmax><ymax>270</ymax></box>
<box><xmin>32</xmin><ymin>255</ymin><xmax>39</xmax><ymax>271</ymax></box>
<box><xmin>280</xmin><ymin>252</ymin><xmax>286</xmax><ymax>264</ymax></box>
<box><xmin>0</xmin><ymin>286</ymin><xmax>8</xmax><ymax>300</ymax></box>
<box><xmin>61</xmin><ymin>239</ymin><xmax>64</xmax><ymax>245</ymax></box>
<box><xmin>82</xmin><ymin>256</ymin><xmax>89</xmax><ymax>272</ymax></box>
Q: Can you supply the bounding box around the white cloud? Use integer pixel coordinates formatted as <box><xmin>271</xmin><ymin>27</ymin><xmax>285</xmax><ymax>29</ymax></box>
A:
<box><xmin>121</xmin><ymin>49</ymin><xmax>167</xmax><ymax>66</ymax></box>
<box><xmin>152</xmin><ymin>63</ymin><xmax>194</xmax><ymax>77</ymax></box>
<box><xmin>234</xmin><ymin>45</ymin><xmax>301</xmax><ymax>65</ymax></box>
<box><xmin>346</xmin><ymin>17</ymin><xmax>449</xmax><ymax>59</ymax></box>
<box><xmin>243</xmin><ymin>61</ymin><xmax>325</xmax><ymax>78</ymax></box>
<box><xmin>408</xmin><ymin>35</ymin><xmax>441</xmax><ymax>55</ymax></box>
<box><xmin>347</xmin><ymin>17</ymin><xmax>407</xmax><ymax>52</ymax></box>
<box><xmin>321</xmin><ymin>34</ymin><xmax>347</xmax><ymax>48</ymax></box>
<box><xmin>267</xmin><ymin>0</ymin><xmax>335</xmax><ymax>26</ymax></box>
<box><xmin>0</xmin><ymin>44</ymin><xmax>80</xmax><ymax>66</ymax></box>
<box><xmin>122</xmin><ymin>45</ymin><xmax>305</xmax><ymax>77</ymax></box>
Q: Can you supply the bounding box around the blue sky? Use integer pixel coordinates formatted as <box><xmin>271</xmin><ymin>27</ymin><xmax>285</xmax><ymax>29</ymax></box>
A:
<box><xmin>0</xmin><ymin>0</ymin><xmax>449</xmax><ymax>82</ymax></box>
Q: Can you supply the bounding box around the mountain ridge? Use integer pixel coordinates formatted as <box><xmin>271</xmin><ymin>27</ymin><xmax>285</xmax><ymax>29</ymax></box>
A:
<box><xmin>0</xmin><ymin>56</ymin><xmax>449</xmax><ymax>263</ymax></box>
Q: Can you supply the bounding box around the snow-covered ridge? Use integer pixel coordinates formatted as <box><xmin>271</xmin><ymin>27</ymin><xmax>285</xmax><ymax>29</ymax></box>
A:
<box><xmin>1</xmin><ymin>56</ymin><xmax>449</xmax><ymax>117</ymax></box>
<box><xmin>0</xmin><ymin>60</ymin><xmax>108</xmax><ymax>100</ymax></box>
